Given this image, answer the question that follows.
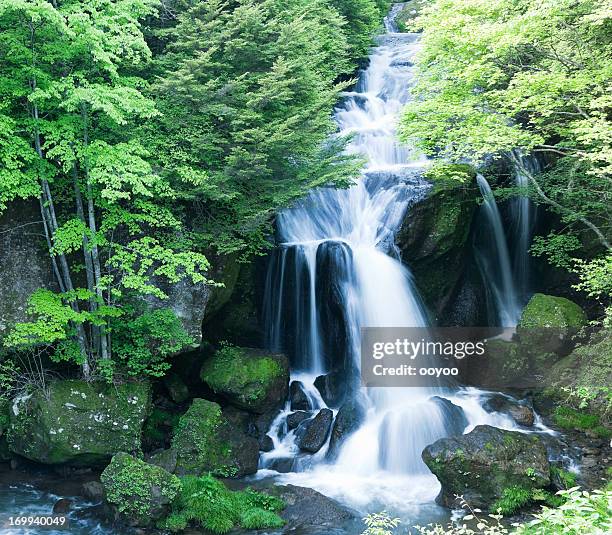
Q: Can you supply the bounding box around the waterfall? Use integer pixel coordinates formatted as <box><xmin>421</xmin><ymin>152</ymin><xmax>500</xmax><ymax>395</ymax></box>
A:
<box><xmin>510</xmin><ymin>152</ymin><xmax>539</xmax><ymax>303</ymax></box>
<box><xmin>260</xmin><ymin>2</ymin><xmax>525</xmax><ymax>517</ymax></box>
<box><xmin>474</xmin><ymin>174</ymin><xmax>522</xmax><ymax>327</ymax></box>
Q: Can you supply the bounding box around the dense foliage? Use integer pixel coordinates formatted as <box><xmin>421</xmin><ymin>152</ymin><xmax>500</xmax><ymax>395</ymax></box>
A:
<box><xmin>0</xmin><ymin>0</ymin><xmax>387</xmax><ymax>380</ymax></box>
<box><xmin>399</xmin><ymin>0</ymin><xmax>612</xmax><ymax>309</ymax></box>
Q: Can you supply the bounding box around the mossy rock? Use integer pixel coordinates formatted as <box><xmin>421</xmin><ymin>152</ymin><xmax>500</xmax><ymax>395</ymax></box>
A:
<box><xmin>171</xmin><ymin>398</ymin><xmax>259</xmax><ymax>478</ymax></box>
<box><xmin>395</xmin><ymin>165</ymin><xmax>478</xmax><ymax>317</ymax></box>
<box><xmin>518</xmin><ymin>294</ymin><xmax>587</xmax><ymax>356</ymax></box>
<box><xmin>7</xmin><ymin>380</ymin><xmax>151</xmax><ymax>465</ymax></box>
<box><xmin>0</xmin><ymin>399</ymin><xmax>9</xmax><ymax>461</ymax></box>
<box><xmin>200</xmin><ymin>346</ymin><xmax>289</xmax><ymax>414</ymax></box>
<box><xmin>422</xmin><ymin>425</ymin><xmax>550</xmax><ymax>510</ymax></box>
<box><xmin>203</xmin><ymin>253</ymin><xmax>241</xmax><ymax>321</ymax></box>
<box><xmin>101</xmin><ymin>452</ymin><xmax>181</xmax><ymax>527</ymax></box>
<box><xmin>469</xmin><ymin>339</ymin><xmax>530</xmax><ymax>388</ymax></box>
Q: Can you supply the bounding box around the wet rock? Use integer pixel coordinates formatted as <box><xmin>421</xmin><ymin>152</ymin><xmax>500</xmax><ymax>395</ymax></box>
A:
<box><xmin>430</xmin><ymin>396</ymin><xmax>469</xmax><ymax>435</ymax></box>
<box><xmin>482</xmin><ymin>394</ymin><xmax>535</xmax><ymax>427</ymax></box>
<box><xmin>172</xmin><ymin>398</ymin><xmax>259</xmax><ymax>478</ymax></box>
<box><xmin>267</xmin><ymin>484</ymin><xmax>356</xmax><ymax>531</ymax></box>
<box><xmin>82</xmin><ymin>481</ymin><xmax>105</xmax><ymax>502</ymax></box>
<box><xmin>423</xmin><ymin>425</ymin><xmax>550</xmax><ymax>510</ymax></box>
<box><xmin>327</xmin><ymin>395</ymin><xmax>367</xmax><ymax>460</ymax></box>
<box><xmin>296</xmin><ymin>408</ymin><xmax>333</xmax><ymax>453</ymax></box>
<box><xmin>471</xmin><ymin>338</ymin><xmax>531</xmax><ymax>389</ymax></box>
<box><xmin>314</xmin><ymin>372</ymin><xmax>346</xmax><ymax>408</ymax></box>
<box><xmin>395</xmin><ymin>168</ymin><xmax>478</xmax><ymax>320</ymax></box>
<box><xmin>200</xmin><ymin>347</ymin><xmax>289</xmax><ymax>414</ymax></box>
<box><xmin>7</xmin><ymin>380</ymin><xmax>151</xmax><ymax>465</ymax></box>
<box><xmin>290</xmin><ymin>381</ymin><xmax>311</xmax><ymax>411</ymax></box>
<box><xmin>53</xmin><ymin>498</ymin><xmax>72</xmax><ymax>514</ymax></box>
<box><xmin>101</xmin><ymin>453</ymin><xmax>181</xmax><ymax>528</ymax></box>
<box><xmin>147</xmin><ymin>448</ymin><xmax>177</xmax><ymax>474</ymax></box>
<box><xmin>518</xmin><ymin>293</ymin><xmax>587</xmax><ymax>357</ymax></box>
<box><xmin>267</xmin><ymin>457</ymin><xmax>295</xmax><ymax>473</ymax></box>
<box><xmin>162</xmin><ymin>373</ymin><xmax>190</xmax><ymax>404</ymax></box>
<box><xmin>260</xmin><ymin>434</ymin><xmax>274</xmax><ymax>452</ymax></box>
<box><xmin>287</xmin><ymin>411</ymin><xmax>311</xmax><ymax>430</ymax></box>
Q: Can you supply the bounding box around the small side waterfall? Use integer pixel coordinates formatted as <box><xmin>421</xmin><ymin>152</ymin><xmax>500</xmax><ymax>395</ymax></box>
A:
<box><xmin>510</xmin><ymin>152</ymin><xmax>540</xmax><ymax>303</ymax></box>
<box><xmin>474</xmin><ymin>174</ymin><xmax>522</xmax><ymax>327</ymax></box>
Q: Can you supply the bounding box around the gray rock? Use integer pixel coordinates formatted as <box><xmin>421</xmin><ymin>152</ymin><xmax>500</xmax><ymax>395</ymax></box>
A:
<box><xmin>482</xmin><ymin>394</ymin><xmax>535</xmax><ymax>427</ymax></box>
<box><xmin>296</xmin><ymin>409</ymin><xmax>333</xmax><ymax>453</ymax></box>
<box><xmin>422</xmin><ymin>425</ymin><xmax>550</xmax><ymax>510</ymax></box>
<box><xmin>314</xmin><ymin>373</ymin><xmax>346</xmax><ymax>408</ymax></box>
<box><xmin>82</xmin><ymin>481</ymin><xmax>105</xmax><ymax>502</ymax></box>
<box><xmin>260</xmin><ymin>434</ymin><xmax>274</xmax><ymax>452</ymax></box>
<box><xmin>327</xmin><ymin>395</ymin><xmax>367</xmax><ymax>460</ymax></box>
<box><xmin>147</xmin><ymin>448</ymin><xmax>177</xmax><ymax>474</ymax></box>
<box><xmin>430</xmin><ymin>396</ymin><xmax>469</xmax><ymax>435</ymax></box>
<box><xmin>287</xmin><ymin>411</ymin><xmax>311</xmax><ymax>430</ymax></box>
<box><xmin>290</xmin><ymin>381</ymin><xmax>311</xmax><ymax>411</ymax></box>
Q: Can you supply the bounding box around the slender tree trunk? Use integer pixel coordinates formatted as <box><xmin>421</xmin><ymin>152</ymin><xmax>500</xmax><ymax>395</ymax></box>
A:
<box><xmin>73</xmin><ymin>161</ymin><xmax>101</xmax><ymax>352</ymax></box>
<box><xmin>81</xmin><ymin>104</ymin><xmax>110</xmax><ymax>360</ymax></box>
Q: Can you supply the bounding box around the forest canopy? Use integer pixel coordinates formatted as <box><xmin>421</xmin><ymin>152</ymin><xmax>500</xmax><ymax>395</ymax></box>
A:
<box><xmin>400</xmin><ymin>0</ymin><xmax>612</xmax><ymax>305</ymax></box>
<box><xmin>0</xmin><ymin>0</ymin><xmax>389</xmax><ymax>380</ymax></box>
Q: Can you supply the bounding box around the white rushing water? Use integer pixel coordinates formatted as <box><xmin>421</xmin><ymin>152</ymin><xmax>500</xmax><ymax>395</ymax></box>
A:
<box><xmin>259</xmin><ymin>2</ymin><xmax>530</xmax><ymax>522</ymax></box>
<box><xmin>474</xmin><ymin>174</ymin><xmax>522</xmax><ymax>327</ymax></box>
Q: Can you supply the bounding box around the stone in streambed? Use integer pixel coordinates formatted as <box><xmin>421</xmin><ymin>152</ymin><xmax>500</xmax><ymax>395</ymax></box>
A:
<box><xmin>295</xmin><ymin>408</ymin><xmax>333</xmax><ymax>453</ymax></box>
<box><xmin>171</xmin><ymin>398</ymin><xmax>259</xmax><ymax>478</ymax></box>
<box><xmin>314</xmin><ymin>372</ymin><xmax>346</xmax><ymax>407</ymax></box>
<box><xmin>100</xmin><ymin>452</ymin><xmax>180</xmax><ymax>528</ymax></box>
<box><xmin>429</xmin><ymin>396</ymin><xmax>469</xmax><ymax>435</ymax></box>
<box><xmin>289</xmin><ymin>381</ymin><xmax>311</xmax><ymax>411</ymax></box>
<box><xmin>422</xmin><ymin>425</ymin><xmax>550</xmax><ymax>510</ymax></box>
<box><xmin>260</xmin><ymin>434</ymin><xmax>274</xmax><ymax>452</ymax></box>
<box><xmin>482</xmin><ymin>394</ymin><xmax>535</xmax><ymax>427</ymax></box>
<box><xmin>287</xmin><ymin>410</ymin><xmax>311</xmax><ymax>430</ymax></box>
<box><xmin>327</xmin><ymin>394</ymin><xmax>367</xmax><ymax>460</ymax></box>
<box><xmin>7</xmin><ymin>380</ymin><xmax>151</xmax><ymax>465</ymax></box>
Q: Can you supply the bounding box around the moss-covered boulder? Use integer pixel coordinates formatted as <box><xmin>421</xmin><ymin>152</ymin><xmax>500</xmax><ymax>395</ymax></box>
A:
<box><xmin>395</xmin><ymin>166</ymin><xmax>478</xmax><ymax>319</ymax></box>
<box><xmin>101</xmin><ymin>452</ymin><xmax>181</xmax><ymax>528</ymax></box>
<box><xmin>171</xmin><ymin>398</ymin><xmax>259</xmax><ymax>478</ymax></box>
<box><xmin>422</xmin><ymin>425</ymin><xmax>550</xmax><ymax>509</ymax></box>
<box><xmin>518</xmin><ymin>294</ymin><xmax>587</xmax><ymax>357</ymax></box>
<box><xmin>7</xmin><ymin>380</ymin><xmax>151</xmax><ymax>465</ymax></box>
<box><xmin>468</xmin><ymin>338</ymin><xmax>530</xmax><ymax>388</ymax></box>
<box><xmin>200</xmin><ymin>346</ymin><xmax>289</xmax><ymax>414</ymax></box>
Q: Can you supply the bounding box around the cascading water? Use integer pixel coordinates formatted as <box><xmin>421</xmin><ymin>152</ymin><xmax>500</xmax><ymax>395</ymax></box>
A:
<box><xmin>510</xmin><ymin>152</ymin><xmax>540</xmax><ymax>303</ymax></box>
<box><xmin>474</xmin><ymin>174</ymin><xmax>522</xmax><ymax>327</ymax></box>
<box><xmin>259</xmin><ymin>2</ymin><xmax>528</xmax><ymax>522</ymax></box>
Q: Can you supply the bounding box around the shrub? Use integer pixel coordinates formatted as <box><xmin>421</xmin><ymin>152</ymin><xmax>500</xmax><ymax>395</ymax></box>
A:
<box><xmin>159</xmin><ymin>475</ymin><xmax>284</xmax><ymax>533</ymax></box>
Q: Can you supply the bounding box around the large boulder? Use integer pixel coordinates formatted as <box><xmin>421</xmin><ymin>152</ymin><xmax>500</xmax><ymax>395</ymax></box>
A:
<box><xmin>395</xmin><ymin>167</ymin><xmax>478</xmax><ymax>320</ymax></box>
<box><xmin>289</xmin><ymin>381</ymin><xmax>311</xmax><ymax>411</ymax></box>
<box><xmin>295</xmin><ymin>408</ymin><xmax>333</xmax><ymax>453</ymax></box>
<box><xmin>171</xmin><ymin>398</ymin><xmax>259</xmax><ymax>478</ymax></box>
<box><xmin>518</xmin><ymin>294</ymin><xmax>587</xmax><ymax>357</ymax></box>
<box><xmin>422</xmin><ymin>425</ymin><xmax>550</xmax><ymax>509</ymax></box>
<box><xmin>200</xmin><ymin>346</ymin><xmax>289</xmax><ymax>414</ymax></box>
<box><xmin>7</xmin><ymin>380</ymin><xmax>151</xmax><ymax>465</ymax></box>
<box><xmin>327</xmin><ymin>395</ymin><xmax>367</xmax><ymax>460</ymax></box>
<box><xmin>100</xmin><ymin>452</ymin><xmax>181</xmax><ymax>528</ymax></box>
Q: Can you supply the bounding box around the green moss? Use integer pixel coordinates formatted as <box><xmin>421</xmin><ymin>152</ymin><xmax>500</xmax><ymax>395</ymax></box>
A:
<box><xmin>200</xmin><ymin>345</ymin><xmax>283</xmax><ymax>410</ymax></box>
<box><xmin>491</xmin><ymin>485</ymin><xmax>532</xmax><ymax>514</ymax></box>
<box><xmin>7</xmin><ymin>380</ymin><xmax>151</xmax><ymax>464</ymax></box>
<box><xmin>519</xmin><ymin>293</ymin><xmax>586</xmax><ymax>331</ymax></box>
<box><xmin>171</xmin><ymin>398</ymin><xmax>235</xmax><ymax>477</ymax></box>
<box><xmin>552</xmin><ymin>406</ymin><xmax>611</xmax><ymax>438</ymax></box>
<box><xmin>158</xmin><ymin>475</ymin><xmax>284</xmax><ymax>534</ymax></box>
<box><xmin>101</xmin><ymin>452</ymin><xmax>181</xmax><ymax>526</ymax></box>
<box><xmin>551</xmin><ymin>466</ymin><xmax>578</xmax><ymax>489</ymax></box>
<box><xmin>143</xmin><ymin>408</ymin><xmax>180</xmax><ymax>444</ymax></box>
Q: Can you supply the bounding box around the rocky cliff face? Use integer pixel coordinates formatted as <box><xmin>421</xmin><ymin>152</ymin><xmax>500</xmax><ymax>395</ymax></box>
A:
<box><xmin>0</xmin><ymin>201</ymin><xmax>56</xmax><ymax>342</ymax></box>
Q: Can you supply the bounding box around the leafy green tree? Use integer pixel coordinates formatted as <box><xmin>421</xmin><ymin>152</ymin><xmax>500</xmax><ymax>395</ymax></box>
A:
<box><xmin>149</xmin><ymin>0</ymin><xmax>363</xmax><ymax>255</ymax></box>
<box><xmin>0</xmin><ymin>0</ymin><xmax>208</xmax><ymax>377</ymax></box>
<box><xmin>400</xmin><ymin>0</ymin><xmax>612</xmax><ymax>255</ymax></box>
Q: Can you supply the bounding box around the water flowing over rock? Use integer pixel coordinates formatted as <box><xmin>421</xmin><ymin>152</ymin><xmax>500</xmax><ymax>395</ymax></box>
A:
<box><xmin>290</xmin><ymin>381</ymin><xmax>312</xmax><ymax>411</ymax></box>
<box><xmin>327</xmin><ymin>394</ymin><xmax>368</xmax><ymax>460</ymax></box>
<box><xmin>422</xmin><ymin>425</ymin><xmax>550</xmax><ymax>509</ymax></box>
<box><xmin>287</xmin><ymin>411</ymin><xmax>311</xmax><ymax>430</ymax></box>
